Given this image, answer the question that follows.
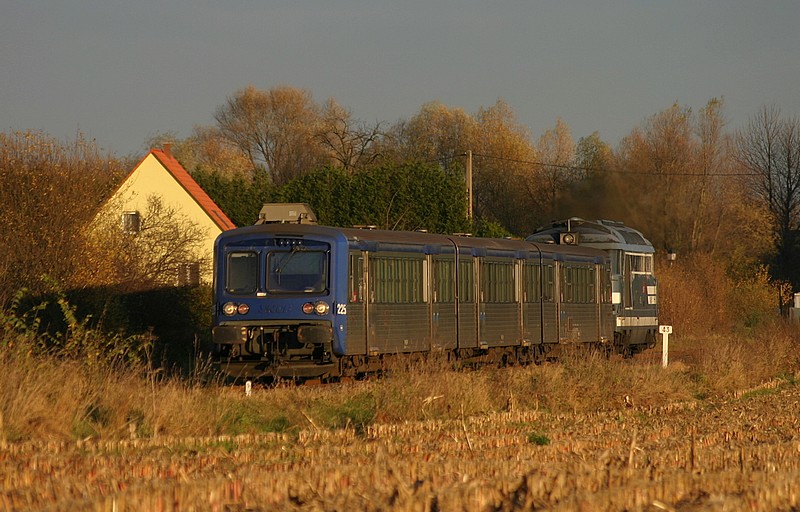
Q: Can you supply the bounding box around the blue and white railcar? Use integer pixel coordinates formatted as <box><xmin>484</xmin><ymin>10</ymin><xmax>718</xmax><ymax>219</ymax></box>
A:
<box><xmin>527</xmin><ymin>218</ymin><xmax>658</xmax><ymax>355</ymax></box>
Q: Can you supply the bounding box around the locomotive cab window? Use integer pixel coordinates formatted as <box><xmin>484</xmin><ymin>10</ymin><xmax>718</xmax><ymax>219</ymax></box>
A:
<box><xmin>267</xmin><ymin>249</ymin><xmax>328</xmax><ymax>294</ymax></box>
<box><xmin>624</xmin><ymin>252</ymin><xmax>655</xmax><ymax>308</ymax></box>
<box><xmin>226</xmin><ymin>251</ymin><xmax>259</xmax><ymax>294</ymax></box>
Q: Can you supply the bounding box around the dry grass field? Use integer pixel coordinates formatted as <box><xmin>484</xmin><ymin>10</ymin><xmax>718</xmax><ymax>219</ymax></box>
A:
<box><xmin>2</xmin><ymin>331</ymin><xmax>800</xmax><ymax>511</ymax></box>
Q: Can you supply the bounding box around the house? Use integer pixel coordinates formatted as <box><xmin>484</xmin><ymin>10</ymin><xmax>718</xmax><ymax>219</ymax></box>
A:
<box><xmin>100</xmin><ymin>144</ymin><xmax>235</xmax><ymax>285</ymax></box>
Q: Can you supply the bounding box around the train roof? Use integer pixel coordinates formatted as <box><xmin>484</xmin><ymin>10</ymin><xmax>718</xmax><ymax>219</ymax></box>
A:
<box><xmin>526</xmin><ymin>218</ymin><xmax>655</xmax><ymax>253</ymax></box>
<box><xmin>217</xmin><ymin>223</ymin><xmax>608</xmax><ymax>261</ymax></box>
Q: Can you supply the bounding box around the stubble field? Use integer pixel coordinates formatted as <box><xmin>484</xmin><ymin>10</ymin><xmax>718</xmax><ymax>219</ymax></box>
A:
<box><xmin>2</xmin><ymin>340</ymin><xmax>800</xmax><ymax>512</ymax></box>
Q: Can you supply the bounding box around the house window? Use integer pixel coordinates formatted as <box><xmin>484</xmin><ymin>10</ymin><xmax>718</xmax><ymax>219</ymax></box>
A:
<box><xmin>177</xmin><ymin>261</ymin><xmax>201</xmax><ymax>286</ymax></box>
<box><xmin>121</xmin><ymin>211</ymin><xmax>141</xmax><ymax>234</ymax></box>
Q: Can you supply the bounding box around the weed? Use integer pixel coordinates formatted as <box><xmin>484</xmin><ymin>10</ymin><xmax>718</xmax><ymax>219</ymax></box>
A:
<box><xmin>218</xmin><ymin>400</ymin><xmax>295</xmax><ymax>435</ymax></box>
<box><xmin>740</xmin><ymin>388</ymin><xmax>777</xmax><ymax>401</ymax></box>
<box><xmin>527</xmin><ymin>432</ymin><xmax>550</xmax><ymax>446</ymax></box>
<box><xmin>311</xmin><ymin>391</ymin><xmax>377</xmax><ymax>434</ymax></box>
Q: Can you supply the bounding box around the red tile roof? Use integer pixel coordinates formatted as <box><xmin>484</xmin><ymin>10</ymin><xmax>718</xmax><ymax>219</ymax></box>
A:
<box><xmin>150</xmin><ymin>149</ymin><xmax>237</xmax><ymax>231</ymax></box>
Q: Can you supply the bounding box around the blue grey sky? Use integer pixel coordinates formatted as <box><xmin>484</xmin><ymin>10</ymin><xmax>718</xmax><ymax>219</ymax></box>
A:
<box><xmin>2</xmin><ymin>1</ymin><xmax>799</xmax><ymax>157</ymax></box>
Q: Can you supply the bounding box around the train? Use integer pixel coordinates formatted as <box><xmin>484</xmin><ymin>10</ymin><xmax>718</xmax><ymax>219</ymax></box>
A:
<box><xmin>211</xmin><ymin>205</ymin><xmax>657</xmax><ymax>380</ymax></box>
<box><xmin>527</xmin><ymin>218</ymin><xmax>658</xmax><ymax>356</ymax></box>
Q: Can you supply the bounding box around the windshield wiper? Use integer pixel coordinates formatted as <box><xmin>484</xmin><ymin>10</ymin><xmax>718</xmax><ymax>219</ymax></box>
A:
<box><xmin>275</xmin><ymin>245</ymin><xmax>306</xmax><ymax>274</ymax></box>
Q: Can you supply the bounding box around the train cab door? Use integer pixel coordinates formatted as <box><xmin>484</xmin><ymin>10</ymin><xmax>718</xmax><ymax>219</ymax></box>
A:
<box><xmin>346</xmin><ymin>250</ymin><xmax>369</xmax><ymax>355</ymax></box>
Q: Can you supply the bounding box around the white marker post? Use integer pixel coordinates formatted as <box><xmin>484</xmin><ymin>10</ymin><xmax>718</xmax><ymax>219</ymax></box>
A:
<box><xmin>659</xmin><ymin>325</ymin><xmax>673</xmax><ymax>368</ymax></box>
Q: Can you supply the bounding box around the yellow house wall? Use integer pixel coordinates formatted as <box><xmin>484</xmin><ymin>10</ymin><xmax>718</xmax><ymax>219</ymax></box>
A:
<box><xmin>109</xmin><ymin>154</ymin><xmax>221</xmax><ymax>282</ymax></box>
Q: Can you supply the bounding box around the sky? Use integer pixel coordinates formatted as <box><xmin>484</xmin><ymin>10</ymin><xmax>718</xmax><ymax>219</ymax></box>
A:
<box><xmin>2</xmin><ymin>1</ymin><xmax>799</xmax><ymax>158</ymax></box>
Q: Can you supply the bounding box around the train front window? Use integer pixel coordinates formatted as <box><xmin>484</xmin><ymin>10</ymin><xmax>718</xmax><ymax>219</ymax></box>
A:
<box><xmin>267</xmin><ymin>249</ymin><xmax>328</xmax><ymax>294</ymax></box>
<box><xmin>226</xmin><ymin>252</ymin><xmax>259</xmax><ymax>294</ymax></box>
<box><xmin>627</xmin><ymin>253</ymin><xmax>653</xmax><ymax>273</ymax></box>
<box><xmin>625</xmin><ymin>252</ymin><xmax>655</xmax><ymax>308</ymax></box>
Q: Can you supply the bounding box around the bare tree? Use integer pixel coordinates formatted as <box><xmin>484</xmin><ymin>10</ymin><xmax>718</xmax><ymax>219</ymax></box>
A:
<box><xmin>382</xmin><ymin>99</ymin><xmax>538</xmax><ymax>234</ymax></box>
<box><xmin>737</xmin><ymin>105</ymin><xmax>800</xmax><ymax>283</ymax></box>
<box><xmin>690</xmin><ymin>98</ymin><xmax>731</xmax><ymax>253</ymax></box>
<box><xmin>555</xmin><ymin>132</ymin><xmax>614</xmax><ymax>220</ymax></box>
<box><xmin>213</xmin><ymin>85</ymin><xmax>328</xmax><ymax>185</ymax></box>
<box><xmin>316</xmin><ymin>99</ymin><xmax>383</xmax><ymax>172</ymax></box>
<box><xmin>79</xmin><ymin>196</ymin><xmax>209</xmax><ymax>292</ymax></box>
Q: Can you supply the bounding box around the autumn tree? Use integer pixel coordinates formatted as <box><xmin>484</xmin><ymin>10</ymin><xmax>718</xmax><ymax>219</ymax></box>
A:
<box><xmin>530</xmin><ymin>118</ymin><xmax>578</xmax><ymax>220</ymax></box>
<box><xmin>472</xmin><ymin>100</ymin><xmax>539</xmax><ymax>234</ymax></box>
<box><xmin>375</xmin><ymin>99</ymin><xmax>541</xmax><ymax>235</ymax></box>
<box><xmin>385</xmin><ymin>101</ymin><xmax>476</xmax><ymax>169</ymax></box>
<box><xmin>147</xmin><ymin>127</ymin><xmax>254</xmax><ymax>178</ymax></box>
<box><xmin>213</xmin><ymin>85</ymin><xmax>329</xmax><ymax>185</ymax></box>
<box><xmin>610</xmin><ymin>99</ymin><xmax>764</xmax><ymax>260</ymax></box>
<box><xmin>0</xmin><ymin>131</ymin><xmax>123</xmax><ymax>303</ymax></box>
<box><xmin>555</xmin><ymin>132</ymin><xmax>614</xmax><ymax>220</ymax></box>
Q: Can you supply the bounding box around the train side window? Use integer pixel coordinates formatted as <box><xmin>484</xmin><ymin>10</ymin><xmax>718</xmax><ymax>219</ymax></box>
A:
<box><xmin>561</xmin><ymin>266</ymin><xmax>573</xmax><ymax>303</ymax></box>
<box><xmin>434</xmin><ymin>259</ymin><xmax>455</xmax><ymax>303</ymax></box>
<box><xmin>560</xmin><ymin>265</ymin><xmax>595</xmax><ymax>304</ymax></box>
<box><xmin>481</xmin><ymin>260</ymin><xmax>514</xmax><ymax>303</ymax></box>
<box><xmin>226</xmin><ymin>251</ymin><xmax>259</xmax><ymax>294</ymax></box>
<box><xmin>458</xmin><ymin>259</ymin><xmax>474</xmax><ymax>303</ymax></box>
<box><xmin>586</xmin><ymin>267</ymin><xmax>596</xmax><ymax>303</ymax></box>
<box><xmin>371</xmin><ymin>255</ymin><xmax>424</xmax><ymax>304</ymax></box>
<box><xmin>523</xmin><ymin>262</ymin><xmax>541</xmax><ymax>303</ymax></box>
<box><xmin>542</xmin><ymin>265</ymin><xmax>555</xmax><ymax>302</ymax></box>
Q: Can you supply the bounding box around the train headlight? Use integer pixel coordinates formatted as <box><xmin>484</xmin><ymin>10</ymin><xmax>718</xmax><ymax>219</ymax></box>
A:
<box><xmin>303</xmin><ymin>301</ymin><xmax>330</xmax><ymax>315</ymax></box>
<box><xmin>314</xmin><ymin>301</ymin><xmax>330</xmax><ymax>315</ymax></box>
<box><xmin>559</xmin><ymin>232</ymin><xmax>579</xmax><ymax>245</ymax></box>
<box><xmin>222</xmin><ymin>302</ymin><xmax>238</xmax><ymax>316</ymax></box>
<box><xmin>237</xmin><ymin>303</ymin><xmax>250</xmax><ymax>315</ymax></box>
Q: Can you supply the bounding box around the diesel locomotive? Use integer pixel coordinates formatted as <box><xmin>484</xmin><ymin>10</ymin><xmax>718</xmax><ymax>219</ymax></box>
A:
<box><xmin>211</xmin><ymin>205</ymin><xmax>626</xmax><ymax>380</ymax></box>
<box><xmin>527</xmin><ymin>218</ymin><xmax>658</xmax><ymax>355</ymax></box>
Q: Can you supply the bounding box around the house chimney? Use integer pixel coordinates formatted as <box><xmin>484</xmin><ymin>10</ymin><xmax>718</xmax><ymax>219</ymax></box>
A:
<box><xmin>163</xmin><ymin>143</ymin><xmax>173</xmax><ymax>157</ymax></box>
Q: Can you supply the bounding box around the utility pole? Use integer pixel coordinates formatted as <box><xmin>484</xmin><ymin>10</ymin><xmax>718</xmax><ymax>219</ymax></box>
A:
<box><xmin>465</xmin><ymin>150</ymin><xmax>473</xmax><ymax>220</ymax></box>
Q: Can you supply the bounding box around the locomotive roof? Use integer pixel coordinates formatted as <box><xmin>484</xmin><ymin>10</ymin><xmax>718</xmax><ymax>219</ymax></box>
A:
<box><xmin>527</xmin><ymin>218</ymin><xmax>654</xmax><ymax>253</ymax></box>
<box><xmin>217</xmin><ymin>223</ymin><xmax>607</xmax><ymax>261</ymax></box>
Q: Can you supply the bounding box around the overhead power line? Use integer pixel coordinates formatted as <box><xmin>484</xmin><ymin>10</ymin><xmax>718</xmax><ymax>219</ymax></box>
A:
<box><xmin>467</xmin><ymin>151</ymin><xmax>756</xmax><ymax>177</ymax></box>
